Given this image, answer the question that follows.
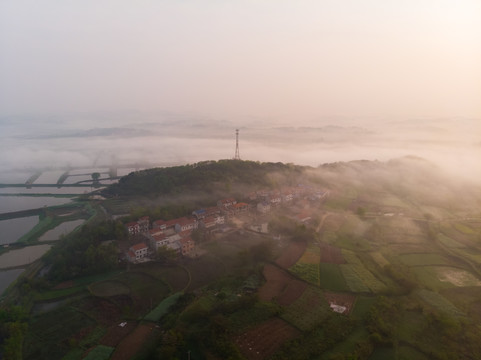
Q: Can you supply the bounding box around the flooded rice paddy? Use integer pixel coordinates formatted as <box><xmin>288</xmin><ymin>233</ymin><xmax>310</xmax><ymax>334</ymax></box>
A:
<box><xmin>0</xmin><ymin>244</ymin><xmax>52</xmax><ymax>269</ymax></box>
<box><xmin>39</xmin><ymin>219</ymin><xmax>85</xmax><ymax>241</ymax></box>
<box><xmin>0</xmin><ymin>216</ymin><xmax>39</xmax><ymax>245</ymax></box>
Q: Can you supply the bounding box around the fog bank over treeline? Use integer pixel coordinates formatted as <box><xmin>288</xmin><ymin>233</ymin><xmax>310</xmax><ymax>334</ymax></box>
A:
<box><xmin>0</xmin><ymin>111</ymin><xmax>479</xmax><ymax>182</ymax></box>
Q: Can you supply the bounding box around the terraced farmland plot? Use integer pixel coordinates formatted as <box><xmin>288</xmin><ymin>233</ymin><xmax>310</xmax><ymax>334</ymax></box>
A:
<box><xmin>89</xmin><ymin>280</ymin><xmax>130</xmax><ymax>297</ymax></box>
<box><xmin>340</xmin><ymin>265</ymin><xmax>370</xmax><ymax>292</ymax></box>
<box><xmin>341</xmin><ymin>264</ymin><xmax>387</xmax><ymax>293</ymax></box>
<box><xmin>281</xmin><ymin>286</ymin><xmax>330</xmax><ymax>331</ymax></box>
<box><xmin>299</xmin><ymin>248</ymin><xmax>320</xmax><ymax>264</ymax></box>
<box><xmin>276</xmin><ymin>241</ymin><xmax>307</xmax><ymax>269</ymax></box>
<box><xmin>289</xmin><ymin>262</ymin><xmax>319</xmax><ymax>285</ymax></box>
<box><xmin>319</xmin><ymin>243</ymin><xmax>345</xmax><ymax>264</ymax></box>
<box><xmin>414</xmin><ymin>266</ymin><xmax>481</xmax><ymax>290</ymax></box>
<box><xmin>436</xmin><ymin>266</ymin><xmax>481</xmax><ymax>287</ymax></box>
<box><xmin>341</xmin><ymin>249</ymin><xmax>363</xmax><ymax>265</ymax></box>
<box><xmin>437</xmin><ymin>233</ymin><xmax>464</xmax><ymax>248</ymax></box>
<box><xmin>319</xmin><ymin>263</ymin><xmax>349</xmax><ymax>291</ymax></box>
<box><xmin>259</xmin><ymin>264</ymin><xmax>296</xmax><ymax>302</ymax></box>
<box><xmin>234</xmin><ymin>318</ymin><xmax>300</xmax><ymax>360</ymax></box>
<box><xmin>416</xmin><ymin>289</ymin><xmax>465</xmax><ymax>317</ymax></box>
<box><xmin>399</xmin><ymin>253</ymin><xmax>452</xmax><ymax>267</ymax></box>
<box><xmin>370</xmin><ymin>252</ymin><xmax>390</xmax><ymax>267</ymax></box>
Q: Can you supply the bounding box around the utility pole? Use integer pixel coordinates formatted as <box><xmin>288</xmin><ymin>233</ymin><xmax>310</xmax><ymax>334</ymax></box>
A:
<box><xmin>234</xmin><ymin>129</ymin><xmax>240</xmax><ymax>160</ymax></box>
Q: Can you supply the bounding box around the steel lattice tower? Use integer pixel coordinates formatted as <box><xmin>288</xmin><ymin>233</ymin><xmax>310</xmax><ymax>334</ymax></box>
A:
<box><xmin>234</xmin><ymin>129</ymin><xmax>240</xmax><ymax>160</ymax></box>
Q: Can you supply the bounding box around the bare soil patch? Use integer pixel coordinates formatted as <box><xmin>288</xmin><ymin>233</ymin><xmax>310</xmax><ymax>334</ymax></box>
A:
<box><xmin>259</xmin><ymin>264</ymin><xmax>307</xmax><ymax>306</ymax></box>
<box><xmin>79</xmin><ymin>297</ymin><xmax>123</xmax><ymax>325</ymax></box>
<box><xmin>54</xmin><ymin>280</ymin><xmax>73</xmax><ymax>289</ymax></box>
<box><xmin>234</xmin><ymin>317</ymin><xmax>300</xmax><ymax>360</ymax></box>
<box><xmin>319</xmin><ymin>243</ymin><xmax>346</xmax><ymax>264</ymax></box>
<box><xmin>276</xmin><ymin>280</ymin><xmax>307</xmax><ymax>306</ymax></box>
<box><xmin>258</xmin><ymin>264</ymin><xmax>292</xmax><ymax>302</ymax></box>
<box><xmin>110</xmin><ymin>323</ymin><xmax>157</xmax><ymax>360</ymax></box>
<box><xmin>276</xmin><ymin>241</ymin><xmax>306</xmax><ymax>269</ymax></box>
<box><xmin>323</xmin><ymin>292</ymin><xmax>357</xmax><ymax>315</ymax></box>
<box><xmin>321</xmin><ymin>214</ymin><xmax>345</xmax><ymax>232</ymax></box>
<box><xmin>100</xmin><ymin>321</ymin><xmax>137</xmax><ymax>347</ymax></box>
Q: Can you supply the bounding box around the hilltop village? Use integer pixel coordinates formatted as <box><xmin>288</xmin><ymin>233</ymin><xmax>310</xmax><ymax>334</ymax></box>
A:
<box><xmin>123</xmin><ymin>185</ymin><xmax>330</xmax><ymax>263</ymax></box>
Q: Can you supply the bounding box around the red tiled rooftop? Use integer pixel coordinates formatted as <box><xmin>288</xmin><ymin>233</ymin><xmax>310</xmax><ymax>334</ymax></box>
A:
<box><xmin>131</xmin><ymin>242</ymin><xmax>148</xmax><ymax>251</ymax></box>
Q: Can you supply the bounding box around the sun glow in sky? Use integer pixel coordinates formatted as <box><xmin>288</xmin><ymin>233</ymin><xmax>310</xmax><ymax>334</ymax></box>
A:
<box><xmin>0</xmin><ymin>0</ymin><xmax>480</xmax><ymax>121</ymax></box>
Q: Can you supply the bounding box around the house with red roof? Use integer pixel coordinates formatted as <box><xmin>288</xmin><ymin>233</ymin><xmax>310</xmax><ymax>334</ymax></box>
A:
<box><xmin>125</xmin><ymin>221</ymin><xmax>140</xmax><ymax>236</ymax></box>
<box><xmin>125</xmin><ymin>216</ymin><xmax>150</xmax><ymax>236</ymax></box>
<box><xmin>233</xmin><ymin>202</ymin><xmax>249</xmax><ymax>214</ymax></box>
<box><xmin>217</xmin><ymin>198</ymin><xmax>237</xmax><ymax>209</ymax></box>
<box><xmin>200</xmin><ymin>216</ymin><xmax>217</xmax><ymax>229</ymax></box>
<box><xmin>127</xmin><ymin>242</ymin><xmax>149</xmax><ymax>262</ymax></box>
<box><xmin>174</xmin><ymin>217</ymin><xmax>198</xmax><ymax>233</ymax></box>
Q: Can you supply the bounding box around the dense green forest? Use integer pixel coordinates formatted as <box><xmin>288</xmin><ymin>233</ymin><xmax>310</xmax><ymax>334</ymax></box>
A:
<box><xmin>104</xmin><ymin>160</ymin><xmax>304</xmax><ymax>197</ymax></box>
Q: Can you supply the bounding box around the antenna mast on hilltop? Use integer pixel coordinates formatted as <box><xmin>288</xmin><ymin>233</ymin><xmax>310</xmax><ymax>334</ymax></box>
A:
<box><xmin>234</xmin><ymin>129</ymin><xmax>240</xmax><ymax>160</ymax></box>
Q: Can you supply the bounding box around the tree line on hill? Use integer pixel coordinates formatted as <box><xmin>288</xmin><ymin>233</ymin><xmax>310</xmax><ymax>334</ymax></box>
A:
<box><xmin>103</xmin><ymin>160</ymin><xmax>305</xmax><ymax>197</ymax></box>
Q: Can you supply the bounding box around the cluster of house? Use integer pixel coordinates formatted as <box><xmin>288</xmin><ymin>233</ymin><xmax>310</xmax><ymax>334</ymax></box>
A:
<box><xmin>125</xmin><ymin>185</ymin><xmax>329</xmax><ymax>263</ymax></box>
<box><xmin>249</xmin><ymin>186</ymin><xmax>329</xmax><ymax>214</ymax></box>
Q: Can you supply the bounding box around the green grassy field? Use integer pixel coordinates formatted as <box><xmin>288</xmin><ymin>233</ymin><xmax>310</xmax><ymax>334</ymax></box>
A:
<box><xmin>144</xmin><ymin>292</ymin><xmax>183</xmax><ymax>322</ymax></box>
<box><xmin>399</xmin><ymin>253</ymin><xmax>452</xmax><ymax>267</ymax></box>
<box><xmin>289</xmin><ymin>262</ymin><xmax>319</xmax><ymax>285</ymax></box>
<box><xmin>281</xmin><ymin>286</ymin><xmax>330</xmax><ymax>331</ymax></box>
<box><xmin>89</xmin><ymin>280</ymin><xmax>131</xmax><ymax>297</ymax></box>
<box><xmin>319</xmin><ymin>263</ymin><xmax>349</xmax><ymax>291</ymax></box>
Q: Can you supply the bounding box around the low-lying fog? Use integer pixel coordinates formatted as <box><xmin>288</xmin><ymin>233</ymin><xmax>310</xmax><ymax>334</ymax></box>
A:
<box><xmin>1</xmin><ymin>111</ymin><xmax>479</xmax><ymax>183</ymax></box>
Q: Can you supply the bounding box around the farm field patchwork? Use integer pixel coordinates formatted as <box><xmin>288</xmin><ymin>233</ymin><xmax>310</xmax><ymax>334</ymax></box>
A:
<box><xmin>437</xmin><ymin>233</ymin><xmax>464</xmax><ymax>248</ymax></box>
<box><xmin>340</xmin><ymin>265</ymin><xmax>370</xmax><ymax>293</ymax></box>
<box><xmin>281</xmin><ymin>286</ymin><xmax>330</xmax><ymax>331</ymax></box>
<box><xmin>110</xmin><ymin>323</ymin><xmax>159</xmax><ymax>360</ymax></box>
<box><xmin>298</xmin><ymin>245</ymin><xmax>320</xmax><ymax>264</ymax></box>
<box><xmin>275</xmin><ymin>240</ymin><xmax>307</xmax><ymax>269</ymax></box>
<box><xmin>89</xmin><ymin>280</ymin><xmax>130</xmax><ymax>297</ymax></box>
<box><xmin>289</xmin><ymin>262</ymin><xmax>319</xmax><ymax>285</ymax></box>
<box><xmin>370</xmin><ymin>251</ymin><xmax>390</xmax><ymax>268</ymax></box>
<box><xmin>234</xmin><ymin>317</ymin><xmax>300</xmax><ymax>360</ymax></box>
<box><xmin>416</xmin><ymin>289</ymin><xmax>464</xmax><ymax>317</ymax></box>
<box><xmin>414</xmin><ymin>266</ymin><xmax>481</xmax><ymax>290</ymax></box>
<box><xmin>319</xmin><ymin>243</ymin><xmax>345</xmax><ymax>264</ymax></box>
<box><xmin>319</xmin><ymin>263</ymin><xmax>349</xmax><ymax>292</ymax></box>
<box><xmin>399</xmin><ymin>253</ymin><xmax>452</xmax><ymax>267</ymax></box>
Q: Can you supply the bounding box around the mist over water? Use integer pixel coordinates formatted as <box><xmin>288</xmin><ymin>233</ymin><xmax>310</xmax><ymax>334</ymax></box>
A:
<box><xmin>0</xmin><ymin>112</ymin><xmax>479</xmax><ymax>183</ymax></box>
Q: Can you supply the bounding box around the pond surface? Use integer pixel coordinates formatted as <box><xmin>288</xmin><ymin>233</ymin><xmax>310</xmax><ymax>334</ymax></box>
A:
<box><xmin>0</xmin><ymin>244</ymin><xmax>51</xmax><ymax>269</ymax></box>
<box><xmin>0</xmin><ymin>216</ymin><xmax>39</xmax><ymax>245</ymax></box>
<box><xmin>0</xmin><ymin>196</ymin><xmax>73</xmax><ymax>214</ymax></box>
<box><xmin>39</xmin><ymin>219</ymin><xmax>85</xmax><ymax>241</ymax></box>
<box><xmin>0</xmin><ymin>269</ymin><xmax>24</xmax><ymax>295</ymax></box>
<box><xmin>0</xmin><ymin>187</ymin><xmax>91</xmax><ymax>194</ymax></box>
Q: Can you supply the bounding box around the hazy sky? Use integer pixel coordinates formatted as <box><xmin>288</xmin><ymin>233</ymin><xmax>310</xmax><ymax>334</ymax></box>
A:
<box><xmin>1</xmin><ymin>0</ymin><xmax>480</xmax><ymax>122</ymax></box>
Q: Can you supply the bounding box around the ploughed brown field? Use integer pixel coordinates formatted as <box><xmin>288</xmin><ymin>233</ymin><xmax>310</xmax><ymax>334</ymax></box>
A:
<box><xmin>319</xmin><ymin>243</ymin><xmax>346</xmax><ymax>264</ymax></box>
<box><xmin>111</xmin><ymin>323</ymin><xmax>158</xmax><ymax>360</ymax></box>
<box><xmin>275</xmin><ymin>240</ymin><xmax>307</xmax><ymax>269</ymax></box>
<box><xmin>234</xmin><ymin>318</ymin><xmax>300</xmax><ymax>360</ymax></box>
